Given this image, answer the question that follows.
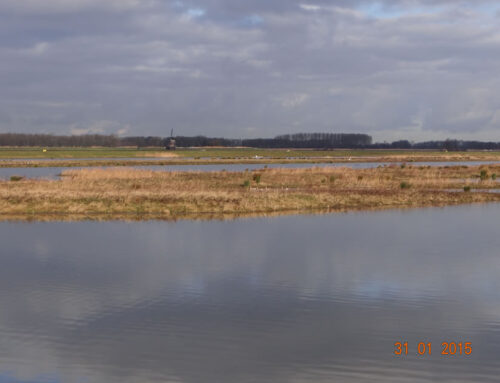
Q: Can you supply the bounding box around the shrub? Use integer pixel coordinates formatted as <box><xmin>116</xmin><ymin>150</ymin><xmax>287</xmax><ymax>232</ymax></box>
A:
<box><xmin>492</xmin><ymin>174</ymin><xmax>497</xmax><ymax>180</ymax></box>
<box><xmin>463</xmin><ymin>186</ymin><xmax>471</xmax><ymax>192</ymax></box>
<box><xmin>252</xmin><ymin>173</ymin><xmax>261</xmax><ymax>183</ymax></box>
<box><xmin>400</xmin><ymin>163</ymin><xmax>406</xmax><ymax>169</ymax></box>
<box><xmin>10</xmin><ymin>176</ymin><xmax>24</xmax><ymax>182</ymax></box>
<box><xmin>480</xmin><ymin>170</ymin><xmax>488</xmax><ymax>180</ymax></box>
<box><xmin>329</xmin><ymin>175</ymin><xmax>336</xmax><ymax>183</ymax></box>
<box><xmin>242</xmin><ymin>180</ymin><xmax>250</xmax><ymax>188</ymax></box>
<box><xmin>400</xmin><ymin>181</ymin><xmax>411</xmax><ymax>189</ymax></box>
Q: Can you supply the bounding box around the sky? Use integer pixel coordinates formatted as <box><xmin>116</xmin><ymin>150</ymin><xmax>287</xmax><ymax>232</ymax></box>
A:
<box><xmin>1</xmin><ymin>0</ymin><xmax>500</xmax><ymax>142</ymax></box>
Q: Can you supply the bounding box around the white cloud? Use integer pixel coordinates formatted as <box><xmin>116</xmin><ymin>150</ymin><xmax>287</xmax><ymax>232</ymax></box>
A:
<box><xmin>31</xmin><ymin>42</ymin><xmax>49</xmax><ymax>55</ymax></box>
<box><xmin>276</xmin><ymin>93</ymin><xmax>310</xmax><ymax>108</ymax></box>
<box><xmin>70</xmin><ymin>120</ymin><xmax>128</xmax><ymax>135</ymax></box>
<box><xmin>299</xmin><ymin>4</ymin><xmax>321</xmax><ymax>12</ymax></box>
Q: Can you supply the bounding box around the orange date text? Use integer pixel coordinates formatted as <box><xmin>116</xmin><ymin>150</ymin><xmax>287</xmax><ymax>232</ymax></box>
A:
<box><xmin>394</xmin><ymin>342</ymin><xmax>472</xmax><ymax>356</ymax></box>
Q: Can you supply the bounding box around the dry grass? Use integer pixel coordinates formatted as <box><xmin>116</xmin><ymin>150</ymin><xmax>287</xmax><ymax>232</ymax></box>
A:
<box><xmin>134</xmin><ymin>152</ymin><xmax>178</xmax><ymax>158</ymax></box>
<box><xmin>0</xmin><ymin>164</ymin><xmax>498</xmax><ymax>220</ymax></box>
<box><xmin>1</xmin><ymin>152</ymin><xmax>500</xmax><ymax>168</ymax></box>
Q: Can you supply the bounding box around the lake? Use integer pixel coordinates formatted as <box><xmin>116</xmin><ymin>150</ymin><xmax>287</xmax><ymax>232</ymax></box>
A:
<box><xmin>1</xmin><ymin>204</ymin><xmax>500</xmax><ymax>382</ymax></box>
<box><xmin>1</xmin><ymin>161</ymin><xmax>499</xmax><ymax>179</ymax></box>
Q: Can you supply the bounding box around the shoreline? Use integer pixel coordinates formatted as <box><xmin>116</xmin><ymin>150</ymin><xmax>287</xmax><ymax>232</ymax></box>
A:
<box><xmin>1</xmin><ymin>200</ymin><xmax>499</xmax><ymax>223</ymax></box>
<box><xmin>1</xmin><ymin>155</ymin><xmax>500</xmax><ymax>168</ymax></box>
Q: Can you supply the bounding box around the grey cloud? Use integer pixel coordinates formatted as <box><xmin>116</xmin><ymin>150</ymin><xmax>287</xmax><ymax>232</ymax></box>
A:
<box><xmin>1</xmin><ymin>0</ymin><xmax>500</xmax><ymax>139</ymax></box>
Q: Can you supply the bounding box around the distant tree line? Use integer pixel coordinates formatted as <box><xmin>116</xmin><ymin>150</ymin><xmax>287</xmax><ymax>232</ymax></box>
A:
<box><xmin>173</xmin><ymin>133</ymin><xmax>372</xmax><ymax>148</ymax></box>
<box><xmin>173</xmin><ymin>136</ymin><xmax>241</xmax><ymax>147</ymax></box>
<box><xmin>0</xmin><ymin>132</ymin><xmax>373</xmax><ymax>148</ymax></box>
<box><xmin>372</xmin><ymin>139</ymin><xmax>500</xmax><ymax>151</ymax></box>
<box><xmin>120</xmin><ymin>136</ymin><xmax>164</xmax><ymax>147</ymax></box>
<box><xmin>273</xmin><ymin>133</ymin><xmax>373</xmax><ymax>148</ymax></box>
<box><xmin>0</xmin><ymin>133</ymin><xmax>120</xmax><ymax>147</ymax></box>
<box><xmin>0</xmin><ymin>133</ymin><xmax>499</xmax><ymax>150</ymax></box>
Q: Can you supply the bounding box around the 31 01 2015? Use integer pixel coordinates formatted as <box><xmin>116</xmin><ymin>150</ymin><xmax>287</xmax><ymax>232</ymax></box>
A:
<box><xmin>394</xmin><ymin>341</ymin><xmax>472</xmax><ymax>356</ymax></box>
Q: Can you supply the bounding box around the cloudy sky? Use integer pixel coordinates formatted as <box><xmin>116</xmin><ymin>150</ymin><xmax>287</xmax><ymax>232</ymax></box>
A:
<box><xmin>2</xmin><ymin>0</ymin><xmax>500</xmax><ymax>141</ymax></box>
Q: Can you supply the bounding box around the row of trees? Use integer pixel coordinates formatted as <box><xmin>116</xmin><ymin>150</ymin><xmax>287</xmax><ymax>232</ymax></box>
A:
<box><xmin>171</xmin><ymin>136</ymin><xmax>241</xmax><ymax>147</ymax></box>
<box><xmin>0</xmin><ymin>132</ymin><xmax>373</xmax><ymax>149</ymax></box>
<box><xmin>0</xmin><ymin>133</ymin><xmax>499</xmax><ymax>150</ymax></box>
<box><xmin>0</xmin><ymin>133</ymin><xmax>121</xmax><ymax>147</ymax></box>
<box><xmin>373</xmin><ymin>139</ymin><xmax>500</xmax><ymax>151</ymax></box>
<box><xmin>153</xmin><ymin>133</ymin><xmax>373</xmax><ymax>149</ymax></box>
<box><xmin>120</xmin><ymin>136</ymin><xmax>165</xmax><ymax>147</ymax></box>
<box><xmin>0</xmin><ymin>134</ymin><xmax>237</xmax><ymax>148</ymax></box>
<box><xmin>273</xmin><ymin>133</ymin><xmax>372</xmax><ymax>148</ymax></box>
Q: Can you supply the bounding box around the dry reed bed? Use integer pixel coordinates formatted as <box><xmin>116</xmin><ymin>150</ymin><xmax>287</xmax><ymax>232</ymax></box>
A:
<box><xmin>0</xmin><ymin>165</ymin><xmax>499</xmax><ymax>219</ymax></box>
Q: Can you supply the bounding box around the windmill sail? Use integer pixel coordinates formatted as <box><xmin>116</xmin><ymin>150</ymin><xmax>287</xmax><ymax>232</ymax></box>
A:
<box><xmin>166</xmin><ymin>129</ymin><xmax>176</xmax><ymax>150</ymax></box>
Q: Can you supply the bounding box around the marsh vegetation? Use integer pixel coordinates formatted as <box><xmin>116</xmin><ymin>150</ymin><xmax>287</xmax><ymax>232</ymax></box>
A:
<box><xmin>0</xmin><ymin>164</ymin><xmax>498</xmax><ymax>220</ymax></box>
<box><xmin>0</xmin><ymin>148</ymin><xmax>500</xmax><ymax>170</ymax></box>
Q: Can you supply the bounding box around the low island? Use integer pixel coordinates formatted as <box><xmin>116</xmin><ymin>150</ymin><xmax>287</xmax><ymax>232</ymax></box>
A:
<box><xmin>0</xmin><ymin>163</ymin><xmax>498</xmax><ymax>221</ymax></box>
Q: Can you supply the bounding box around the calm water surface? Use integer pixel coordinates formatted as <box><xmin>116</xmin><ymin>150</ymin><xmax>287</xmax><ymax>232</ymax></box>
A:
<box><xmin>1</xmin><ymin>204</ymin><xmax>500</xmax><ymax>382</ymax></box>
<box><xmin>1</xmin><ymin>160</ymin><xmax>499</xmax><ymax>179</ymax></box>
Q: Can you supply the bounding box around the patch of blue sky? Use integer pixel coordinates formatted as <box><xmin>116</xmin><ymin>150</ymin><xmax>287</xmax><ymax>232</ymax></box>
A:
<box><xmin>359</xmin><ymin>3</ymin><xmax>404</xmax><ymax>19</ymax></box>
<box><xmin>172</xmin><ymin>0</ymin><xmax>184</xmax><ymax>9</ymax></box>
<box><xmin>358</xmin><ymin>2</ymin><xmax>442</xmax><ymax>19</ymax></box>
<box><xmin>470</xmin><ymin>2</ymin><xmax>500</xmax><ymax>16</ymax></box>
<box><xmin>240</xmin><ymin>14</ymin><xmax>264</xmax><ymax>27</ymax></box>
<box><xmin>185</xmin><ymin>8</ymin><xmax>205</xmax><ymax>18</ymax></box>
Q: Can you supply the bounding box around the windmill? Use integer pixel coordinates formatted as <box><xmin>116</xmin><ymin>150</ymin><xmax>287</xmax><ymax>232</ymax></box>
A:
<box><xmin>166</xmin><ymin>128</ymin><xmax>176</xmax><ymax>150</ymax></box>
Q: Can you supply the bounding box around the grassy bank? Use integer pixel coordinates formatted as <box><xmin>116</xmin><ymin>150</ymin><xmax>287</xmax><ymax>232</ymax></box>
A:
<box><xmin>1</xmin><ymin>147</ymin><xmax>500</xmax><ymax>162</ymax></box>
<box><xmin>175</xmin><ymin>148</ymin><xmax>500</xmax><ymax>160</ymax></box>
<box><xmin>0</xmin><ymin>164</ymin><xmax>498</xmax><ymax>220</ymax></box>
<box><xmin>1</xmin><ymin>152</ymin><xmax>500</xmax><ymax>169</ymax></box>
<box><xmin>0</xmin><ymin>147</ymin><xmax>178</xmax><ymax>159</ymax></box>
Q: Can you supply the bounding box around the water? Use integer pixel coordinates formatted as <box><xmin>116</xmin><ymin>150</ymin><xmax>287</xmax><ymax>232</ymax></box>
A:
<box><xmin>1</xmin><ymin>204</ymin><xmax>500</xmax><ymax>382</ymax></box>
<box><xmin>0</xmin><ymin>167</ymin><xmax>72</xmax><ymax>179</ymax></box>
<box><xmin>0</xmin><ymin>161</ymin><xmax>499</xmax><ymax>180</ymax></box>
